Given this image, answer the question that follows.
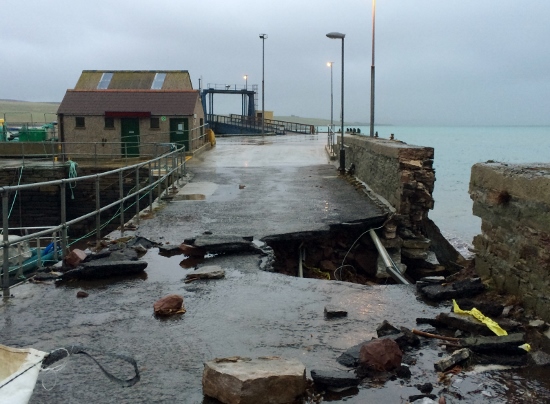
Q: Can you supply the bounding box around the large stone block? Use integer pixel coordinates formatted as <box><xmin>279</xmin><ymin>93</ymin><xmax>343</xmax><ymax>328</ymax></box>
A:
<box><xmin>202</xmin><ymin>356</ymin><xmax>306</xmax><ymax>404</ymax></box>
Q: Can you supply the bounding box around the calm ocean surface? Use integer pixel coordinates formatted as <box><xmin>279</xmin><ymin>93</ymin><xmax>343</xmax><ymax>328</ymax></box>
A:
<box><xmin>333</xmin><ymin>125</ymin><xmax>550</xmax><ymax>250</ymax></box>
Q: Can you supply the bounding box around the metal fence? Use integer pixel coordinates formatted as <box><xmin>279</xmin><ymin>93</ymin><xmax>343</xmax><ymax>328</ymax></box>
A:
<box><xmin>208</xmin><ymin>114</ymin><xmax>314</xmax><ymax>135</ymax></box>
<box><xmin>1</xmin><ymin>145</ymin><xmax>186</xmax><ymax>297</ymax></box>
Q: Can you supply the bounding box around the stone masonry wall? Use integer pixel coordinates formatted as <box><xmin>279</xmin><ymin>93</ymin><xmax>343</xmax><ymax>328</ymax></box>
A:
<box><xmin>470</xmin><ymin>162</ymin><xmax>550</xmax><ymax>321</ymax></box>
<box><xmin>343</xmin><ymin>134</ymin><xmax>435</xmax><ymax>230</ymax></box>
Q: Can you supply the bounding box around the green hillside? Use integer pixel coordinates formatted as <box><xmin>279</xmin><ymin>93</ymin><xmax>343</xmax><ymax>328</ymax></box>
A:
<box><xmin>0</xmin><ymin>100</ymin><xmax>59</xmax><ymax>123</ymax></box>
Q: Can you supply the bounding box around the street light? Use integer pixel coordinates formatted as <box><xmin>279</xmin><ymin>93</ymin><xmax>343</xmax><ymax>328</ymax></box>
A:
<box><xmin>243</xmin><ymin>75</ymin><xmax>248</xmax><ymax>117</ymax></box>
<box><xmin>259</xmin><ymin>34</ymin><xmax>268</xmax><ymax>135</ymax></box>
<box><xmin>327</xmin><ymin>62</ymin><xmax>334</xmax><ymax>134</ymax></box>
<box><xmin>326</xmin><ymin>32</ymin><xmax>345</xmax><ymax>172</ymax></box>
<box><xmin>370</xmin><ymin>0</ymin><xmax>376</xmax><ymax>137</ymax></box>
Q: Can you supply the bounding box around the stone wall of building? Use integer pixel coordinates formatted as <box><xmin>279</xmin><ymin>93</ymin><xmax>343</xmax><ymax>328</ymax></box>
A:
<box><xmin>470</xmin><ymin>162</ymin><xmax>550</xmax><ymax>321</ymax></box>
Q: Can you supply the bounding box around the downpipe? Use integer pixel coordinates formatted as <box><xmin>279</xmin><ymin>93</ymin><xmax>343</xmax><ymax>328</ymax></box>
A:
<box><xmin>369</xmin><ymin>229</ymin><xmax>411</xmax><ymax>285</ymax></box>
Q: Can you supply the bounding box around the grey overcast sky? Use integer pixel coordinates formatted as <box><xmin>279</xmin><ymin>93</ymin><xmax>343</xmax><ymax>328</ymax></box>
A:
<box><xmin>2</xmin><ymin>0</ymin><xmax>549</xmax><ymax>126</ymax></box>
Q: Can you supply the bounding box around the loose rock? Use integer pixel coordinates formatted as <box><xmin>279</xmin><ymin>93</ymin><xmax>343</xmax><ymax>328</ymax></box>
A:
<box><xmin>324</xmin><ymin>305</ymin><xmax>348</xmax><ymax>319</ymax></box>
<box><xmin>202</xmin><ymin>356</ymin><xmax>306</xmax><ymax>404</ymax></box>
<box><xmin>185</xmin><ymin>265</ymin><xmax>225</xmax><ymax>282</ymax></box>
<box><xmin>76</xmin><ymin>291</ymin><xmax>89</xmax><ymax>298</ymax></box>
<box><xmin>359</xmin><ymin>338</ymin><xmax>403</xmax><ymax>371</ymax></box>
<box><xmin>154</xmin><ymin>294</ymin><xmax>185</xmax><ymax>316</ymax></box>
<box><xmin>310</xmin><ymin>369</ymin><xmax>359</xmax><ymax>389</ymax></box>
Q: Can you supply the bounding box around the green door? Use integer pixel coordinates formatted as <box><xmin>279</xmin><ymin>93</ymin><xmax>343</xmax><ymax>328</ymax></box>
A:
<box><xmin>169</xmin><ymin>118</ymin><xmax>189</xmax><ymax>151</ymax></box>
<box><xmin>121</xmin><ymin>118</ymin><xmax>140</xmax><ymax>157</ymax></box>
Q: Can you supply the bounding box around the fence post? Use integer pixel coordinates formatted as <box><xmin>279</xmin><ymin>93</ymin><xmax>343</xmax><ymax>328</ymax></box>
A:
<box><xmin>2</xmin><ymin>192</ymin><xmax>10</xmax><ymax>297</ymax></box>
<box><xmin>95</xmin><ymin>175</ymin><xmax>101</xmax><ymax>245</ymax></box>
<box><xmin>135</xmin><ymin>166</ymin><xmax>140</xmax><ymax>226</ymax></box>
<box><xmin>148</xmin><ymin>161</ymin><xmax>153</xmax><ymax>213</ymax></box>
<box><xmin>119</xmin><ymin>171</ymin><xmax>125</xmax><ymax>237</ymax></box>
<box><xmin>60</xmin><ymin>181</ymin><xmax>68</xmax><ymax>259</ymax></box>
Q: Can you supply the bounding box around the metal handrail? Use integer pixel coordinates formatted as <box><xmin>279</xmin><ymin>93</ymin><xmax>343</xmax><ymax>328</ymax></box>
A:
<box><xmin>208</xmin><ymin>114</ymin><xmax>314</xmax><ymax>135</ymax></box>
<box><xmin>1</xmin><ymin>145</ymin><xmax>186</xmax><ymax>297</ymax></box>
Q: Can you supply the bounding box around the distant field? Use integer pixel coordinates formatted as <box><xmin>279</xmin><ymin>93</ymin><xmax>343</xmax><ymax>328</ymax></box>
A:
<box><xmin>0</xmin><ymin>100</ymin><xmax>59</xmax><ymax>123</ymax></box>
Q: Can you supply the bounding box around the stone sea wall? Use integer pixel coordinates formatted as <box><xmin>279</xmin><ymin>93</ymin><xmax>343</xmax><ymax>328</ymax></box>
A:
<box><xmin>343</xmin><ymin>135</ymin><xmax>435</xmax><ymax>231</ymax></box>
<box><xmin>341</xmin><ymin>134</ymin><xmax>447</xmax><ymax>278</ymax></box>
<box><xmin>470</xmin><ymin>162</ymin><xmax>550</xmax><ymax>321</ymax></box>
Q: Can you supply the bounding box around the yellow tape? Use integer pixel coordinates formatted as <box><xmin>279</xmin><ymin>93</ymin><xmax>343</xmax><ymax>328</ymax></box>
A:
<box><xmin>452</xmin><ymin>299</ymin><xmax>508</xmax><ymax>336</ymax></box>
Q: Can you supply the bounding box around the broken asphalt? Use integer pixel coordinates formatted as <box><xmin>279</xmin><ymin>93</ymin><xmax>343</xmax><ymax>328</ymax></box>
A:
<box><xmin>2</xmin><ymin>135</ymin><xmax>550</xmax><ymax>403</ymax></box>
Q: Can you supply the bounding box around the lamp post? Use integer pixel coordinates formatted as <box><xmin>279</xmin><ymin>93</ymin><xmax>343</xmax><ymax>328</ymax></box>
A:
<box><xmin>243</xmin><ymin>75</ymin><xmax>248</xmax><ymax>117</ymax></box>
<box><xmin>326</xmin><ymin>32</ymin><xmax>345</xmax><ymax>172</ymax></box>
<box><xmin>327</xmin><ymin>62</ymin><xmax>334</xmax><ymax>133</ymax></box>
<box><xmin>370</xmin><ymin>0</ymin><xmax>376</xmax><ymax>137</ymax></box>
<box><xmin>259</xmin><ymin>34</ymin><xmax>268</xmax><ymax>135</ymax></box>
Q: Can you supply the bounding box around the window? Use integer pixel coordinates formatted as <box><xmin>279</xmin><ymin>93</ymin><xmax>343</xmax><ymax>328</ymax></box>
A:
<box><xmin>105</xmin><ymin>117</ymin><xmax>114</xmax><ymax>129</ymax></box>
<box><xmin>150</xmin><ymin>117</ymin><xmax>160</xmax><ymax>129</ymax></box>
<box><xmin>97</xmin><ymin>72</ymin><xmax>113</xmax><ymax>89</ymax></box>
<box><xmin>75</xmin><ymin>117</ymin><xmax>85</xmax><ymax>128</ymax></box>
<box><xmin>151</xmin><ymin>73</ymin><xmax>166</xmax><ymax>90</ymax></box>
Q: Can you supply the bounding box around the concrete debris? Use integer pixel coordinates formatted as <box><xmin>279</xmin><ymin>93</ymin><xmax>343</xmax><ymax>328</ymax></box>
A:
<box><xmin>126</xmin><ymin>236</ymin><xmax>158</xmax><ymax>250</ymax></box>
<box><xmin>33</xmin><ymin>271</ymin><xmax>62</xmax><ymax>281</ymax></box>
<box><xmin>158</xmin><ymin>244</ymin><xmax>184</xmax><ymax>256</ymax></box>
<box><xmin>60</xmin><ymin>259</ymin><xmax>148</xmax><ymax>281</ymax></box>
<box><xmin>185</xmin><ymin>265</ymin><xmax>225</xmax><ymax>282</ymax></box>
<box><xmin>460</xmin><ymin>333</ymin><xmax>526</xmax><ymax>355</ymax></box>
<box><xmin>436</xmin><ymin>312</ymin><xmax>498</xmax><ymax>337</ymax></box>
<box><xmin>324</xmin><ymin>305</ymin><xmax>348</xmax><ymax>319</ymax></box>
<box><xmin>202</xmin><ymin>356</ymin><xmax>306</xmax><ymax>404</ymax></box>
<box><xmin>179</xmin><ymin>243</ymin><xmax>206</xmax><ymax>257</ymax></box>
<box><xmin>359</xmin><ymin>338</ymin><xmax>403</xmax><ymax>372</ymax></box>
<box><xmin>193</xmin><ymin>234</ymin><xmax>261</xmax><ymax>255</ymax></box>
<box><xmin>376</xmin><ymin>320</ymin><xmax>401</xmax><ymax>337</ymax></box>
<box><xmin>154</xmin><ymin>294</ymin><xmax>185</xmax><ymax>316</ymax></box>
<box><xmin>418</xmin><ymin>277</ymin><xmax>485</xmax><ymax>301</ymax></box>
<box><xmin>310</xmin><ymin>369</ymin><xmax>359</xmax><ymax>389</ymax></box>
<box><xmin>434</xmin><ymin>348</ymin><xmax>471</xmax><ymax>372</ymax></box>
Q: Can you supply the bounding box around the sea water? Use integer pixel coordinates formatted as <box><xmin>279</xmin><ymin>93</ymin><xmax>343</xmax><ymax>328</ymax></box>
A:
<box><xmin>329</xmin><ymin>125</ymin><xmax>550</xmax><ymax>250</ymax></box>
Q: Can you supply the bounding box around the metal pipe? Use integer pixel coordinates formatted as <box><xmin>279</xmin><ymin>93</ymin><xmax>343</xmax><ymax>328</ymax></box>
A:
<box><xmin>369</xmin><ymin>229</ymin><xmax>410</xmax><ymax>285</ymax></box>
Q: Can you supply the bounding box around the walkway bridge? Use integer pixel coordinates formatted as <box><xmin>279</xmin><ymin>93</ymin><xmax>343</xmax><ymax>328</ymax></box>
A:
<box><xmin>201</xmin><ymin>83</ymin><xmax>314</xmax><ymax>135</ymax></box>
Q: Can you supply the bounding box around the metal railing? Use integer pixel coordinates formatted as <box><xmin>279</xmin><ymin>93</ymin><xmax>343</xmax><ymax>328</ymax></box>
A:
<box><xmin>208</xmin><ymin>114</ymin><xmax>314</xmax><ymax>135</ymax></box>
<box><xmin>1</xmin><ymin>145</ymin><xmax>186</xmax><ymax>297</ymax></box>
<box><xmin>327</xmin><ymin>125</ymin><xmax>337</xmax><ymax>156</ymax></box>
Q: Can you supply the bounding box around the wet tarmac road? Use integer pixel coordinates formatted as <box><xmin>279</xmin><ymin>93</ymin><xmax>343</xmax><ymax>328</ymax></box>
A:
<box><xmin>133</xmin><ymin>135</ymin><xmax>387</xmax><ymax>243</ymax></box>
<box><xmin>2</xmin><ymin>135</ymin><xmax>550</xmax><ymax>403</ymax></box>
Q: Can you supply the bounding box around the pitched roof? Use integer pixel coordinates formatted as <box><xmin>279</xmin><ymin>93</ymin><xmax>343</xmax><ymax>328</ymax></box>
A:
<box><xmin>74</xmin><ymin>70</ymin><xmax>193</xmax><ymax>90</ymax></box>
<box><xmin>57</xmin><ymin>90</ymin><xmax>200</xmax><ymax>116</ymax></box>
